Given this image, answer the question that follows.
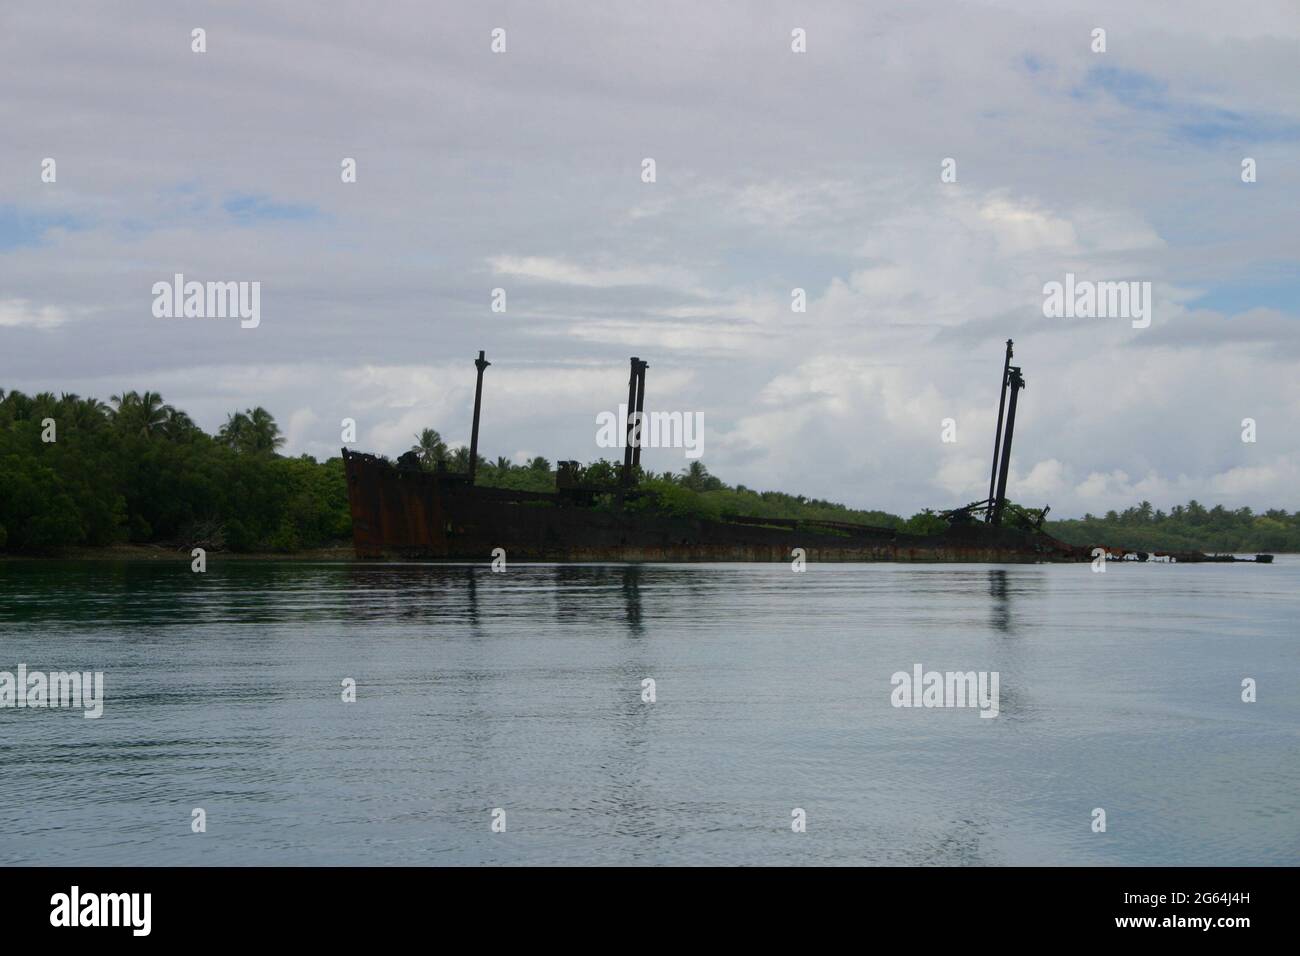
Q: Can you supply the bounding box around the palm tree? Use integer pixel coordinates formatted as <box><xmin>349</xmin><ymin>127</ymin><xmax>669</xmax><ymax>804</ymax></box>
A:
<box><xmin>140</xmin><ymin>391</ymin><xmax>171</xmax><ymax>436</ymax></box>
<box><xmin>65</xmin><ymin>396</ymin><xmax>110</xmax><ymax>431</ymax></box>
<box><xmin>246</xmin><ymin>407</ymin><xmax>284</xmax><ymax>453</ymax></box>
<box><xmin>32</xmin><ymin>391</ymin><xmax>59</xmax><ymax>419</ymax></box>
<box><xmin>219</xmin><ymin>407</ymin><xmax>283</xmax><ymax>454</ymax></box>
<box><xmin>681</xmin><ymin>460</ymin><xmax>710</xmax><ymax>491</ymax></box>
<box><xmin>218</xmin><ymin>411</ymin><xmax>251</xmax><ymax>450</ymax></box>
<box><xmin>109</xmin><ymin>390</ymin><xmax>136</xmax><ymax>416</ymax></box>
<box><xmin>0</xmin><ymin>390</ymin><xmax>33</xmax><ymax>424</ymax></box>
<box><xmin>409</xmin><ymin>428</ymin><xmax>447</xmax><ymax>469</ymax></box>
<box><xmin>495</xmin><ymin>456</ymin><xmax>512</xmax><ymax>472</ymax></box>
<box><xmin>160</xmin><ymin>407</ymin><xmax>198</xmax><ymax>442</ymax></box>
<box><xmin>445</xmin><ymin>446</ymin><xmax>488</xmax><ymax>474</ymax></box>
<box><xmin>110</xmin><ymin>390</ymin><xmax>173</xmax><ymax>437</ymax></box>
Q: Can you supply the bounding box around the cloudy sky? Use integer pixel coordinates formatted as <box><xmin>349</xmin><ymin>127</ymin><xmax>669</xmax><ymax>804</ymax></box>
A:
<box><xmin>2</xmin><ymin>1</ymin><xmax>1297</xmax><ymax>517</ymax></box>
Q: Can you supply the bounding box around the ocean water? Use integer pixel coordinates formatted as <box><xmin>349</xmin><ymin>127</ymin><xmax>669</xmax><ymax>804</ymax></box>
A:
<box><xmin>0</xmin><ymin>558</ymin><xmax>1296</xmax><ymax>866</ymax></box>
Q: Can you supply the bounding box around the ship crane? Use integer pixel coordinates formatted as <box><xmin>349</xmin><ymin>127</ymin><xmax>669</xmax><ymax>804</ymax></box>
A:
<box><xmin>941</xmin><ymin>339</ymin><xmax>1046</xmax><ymax>530</ymax></box>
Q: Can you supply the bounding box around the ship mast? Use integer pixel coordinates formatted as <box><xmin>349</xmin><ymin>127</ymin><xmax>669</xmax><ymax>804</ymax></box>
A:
<box><xmin>989</xmin><ymin>364</ymin><xmax>1026</xmax><ymax>527</ymax></box>
<box><xmin>986</xmin><ymin>339</ymin><xmax>1013</xmax><ymax>522</ymax></box>
<box><xmin>468</xmin><ymin>350</ymin><xmax>490</xmax><ymax>484</ymax></box>
<box><xmin>621</xmin><ymin>357</ymin><xmax>647</xmax><ymax>488</ymax></box>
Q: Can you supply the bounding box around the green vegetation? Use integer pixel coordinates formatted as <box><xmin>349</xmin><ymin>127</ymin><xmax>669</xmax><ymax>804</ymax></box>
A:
<box><xmin>2</xmin><ymin>389</ymin><xmax>1294</xmax><ymax>554</ymax></box>
<box><xmin>1046</xmin><ymin>501</ymin><xmax>1300</xmax><ymax>554</ymax></box>
<box><xmin>488</xmin><ymin>456</ymin><xmax>929</xmax><ymax>532</ymax></box>
<box><xmin>0</xmin><ymin>389</ymin><xmax>349</xmax><ymax>553</ymax></box>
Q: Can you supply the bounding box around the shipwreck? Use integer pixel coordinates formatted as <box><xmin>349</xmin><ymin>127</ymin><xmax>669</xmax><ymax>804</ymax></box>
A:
<box><xmin>341</xmin><ymin>342</ymin><xmax>1273</xmax><ymax>564</ymax></box>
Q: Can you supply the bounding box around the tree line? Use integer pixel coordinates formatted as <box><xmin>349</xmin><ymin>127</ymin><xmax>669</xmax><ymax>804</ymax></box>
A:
<box><xmin>1048</xmin><ymin>501</ymin><xmax>1300</xmax><ymax>554</ymax></box>
<box><xmin>2</xmin><ymin>391</ymin><xmax>1295</xmax><ymax>553</ymax></box>
<box><xmin>0</xmin><ymin>389</ymin><xmax>349</xmax><ymax>552</ymax></box>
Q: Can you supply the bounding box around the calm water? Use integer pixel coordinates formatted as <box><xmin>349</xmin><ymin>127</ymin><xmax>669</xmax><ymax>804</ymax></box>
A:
<box><xmin>1</xmin><ymin>558</ymin><xmax>1296</xmax><ymax>866</ymax></box>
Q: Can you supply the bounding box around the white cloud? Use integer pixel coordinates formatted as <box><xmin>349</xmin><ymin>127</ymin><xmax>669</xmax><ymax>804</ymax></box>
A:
<box><xmin>487</xmin><ymin>255</ymin><xmax>696</xmax><ymax>290</ymax></box>
<box><xmin>1210</xmin><ymin>459</ymin><xmax>1300</xmax><ymax>497</ymax></box>
<box><xmin>1018</xmin><ymin>458</ymin><xmax>1070</xmax><ymax>499</ymax></box>
<box><xmin>0</xmin><ymin>299</ymin><xmax>69</xmax><ymax>329</ymax></box>
<box><xmin>936</xmin><ymin>455</ymin><xmax>989</xmax><ymax>497</ymax></box>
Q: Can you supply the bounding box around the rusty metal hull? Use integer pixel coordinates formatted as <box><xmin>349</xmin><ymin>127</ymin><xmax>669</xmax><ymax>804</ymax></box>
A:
<box><xmin>342</xmin><ymin>450</ymin><xmax>1097</xmax><ymax>563</ymax></box>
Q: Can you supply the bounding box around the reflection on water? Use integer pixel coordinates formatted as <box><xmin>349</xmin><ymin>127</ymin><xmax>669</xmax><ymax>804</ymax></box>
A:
<box><xmin>988</xmin><ymin>569</ymin><xmax>1011</xmax><ymax>634</ymax></box>
<box><xmin>0</xmin><ymin>559</ymin><xmax>1297</xmax><ymax>866</ymax></box>
<box><xmin>621</xmin><ymin>564</ymin><xmax>643</xmax><ymax>634</ymax></box>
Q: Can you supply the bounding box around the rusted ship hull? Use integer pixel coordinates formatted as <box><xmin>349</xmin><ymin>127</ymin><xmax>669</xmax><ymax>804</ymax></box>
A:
<box><xmin>340</xmin><ymin>346</ymin><xmax>1271</xmax><ymax>565</ymax></box>
<box><xmin>342</xmin><ymin>449</ymin><xmax>1092</xmax><ymax>563</ymax></box>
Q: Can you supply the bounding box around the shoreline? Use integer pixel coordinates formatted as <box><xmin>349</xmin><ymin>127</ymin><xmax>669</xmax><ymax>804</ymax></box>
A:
<box><xmin>0</xmin><ymin>544</ymin><xmax>1291</xmax><ymax>563</ymax></box>
<box><xmin>0</xmin><ymin>543</ymin><xmax>357</xmax><ymax>562</ymax></box>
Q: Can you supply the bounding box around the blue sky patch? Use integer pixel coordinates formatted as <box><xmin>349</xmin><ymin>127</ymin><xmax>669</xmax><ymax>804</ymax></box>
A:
<box><xmin>1191</xmin><ymin>273</ymin><xmax>1300</xmax><ymax>315</ymax></box>
<box><xmin>0</xmin><ymin>204</ymin><xmax>85</xmax><ymax>251</ymax></box>
<box><xmin>1072</xmin><ymin>66</ymin><xmax>1300</xmax><ymax>146</ymax></box>
<box><xmin>222</xmin><ymin>193</ymin><xmax>320</xmax><ymax>224</ymax></box>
